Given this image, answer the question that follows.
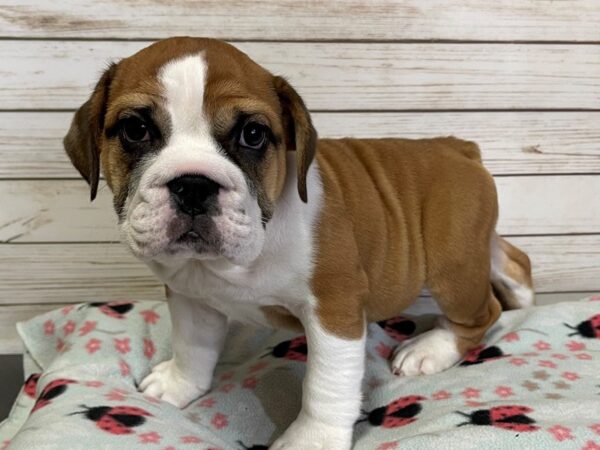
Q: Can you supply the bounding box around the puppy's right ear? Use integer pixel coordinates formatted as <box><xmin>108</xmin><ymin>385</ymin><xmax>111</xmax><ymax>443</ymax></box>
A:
<box><xmin>63</xmin><ymin>63</ymin><xmax>117</xmax><ymax>201</ymax></box>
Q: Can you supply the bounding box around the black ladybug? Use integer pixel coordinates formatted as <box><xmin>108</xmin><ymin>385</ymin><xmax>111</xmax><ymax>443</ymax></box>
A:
<box><xmin>460</xmin><ymin>345</ymin><xmax>506</xmax><ymax>366</ymax></box>
<box><xmin>357</xmin><ymin>395</ymin><xmax>425</xmax><ymax>428</ymax></box>
<box><xmin>32</xmin><ymin>378</ymin><xmax>76</xmax><ymax>412</ymax></box>
<box><xmin>263</xmin><ymin>336</ymin><xmax>307</xmax><ymax>362</ymax></box>
<box><xmin>456</xmin><ymin>405</ymin><xmax>539</xmax><ymax>432</ymax></box>
<box><xmin>72</xmin><ymin>405</ymin><xmax>153</xmax><ymax>435</ymax></box>
<box><xmin>565</xmin><ymin>314</ymin><xmax>600</xmax><ymax>339</ymax></box>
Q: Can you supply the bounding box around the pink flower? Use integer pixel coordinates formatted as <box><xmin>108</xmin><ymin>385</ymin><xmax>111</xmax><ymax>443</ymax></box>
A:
<box><xmin>140</xmin><ymin>309</ymin><xmax>160</xmax><ymax>325</ymax></box>
<box><xmin>589</xmin><ymin>294</ymin><xmax>600</xmax><ymax>301</ymax></box>
<box><xmin>219</xmin><ymin>371</ymin><xmax>233</xmax><ymax>381</ymax></box>
<box><xmin>509</xmin><ymin>357</ymin><xmax>528</xmax><ymax>366</ymax></box>
<box><xmin>114</xmin><ymin>337</ymin><xmax>131</xmax><ymax>354</ymax></box>
<box><xmin>242</xmin><ymin>377</ymin><xmax>258</xmax><ymax>390</ymax></box>
<box><xmin>548</xmin><ymin>425</ymin><xmax>574</xmax><ymax>442</ymax></box>
<box><xmin>61</xmin><ymin>305</ymin><xmax>75</xmax><ymax>315</ymax></box>
<box><xmin>119</xmin><ymin>359</ymin><xmax>131</xmax><ymax>376</ymax></box>
<box><xmin>465</xmin><ymin>400</ymin><xmax>484</xmax><ymax>407</ymax></box>
<box><xmin>143</xmin><ymin>338</ymin><xmax>155</xmax><ymax>359</ymax></box>
<box><xmin>495</xmin><ymin>386</ymin><xmax>514</xmax><ymax>398</ymax></box>
<box><xmin>502</xmin><ymin>332</ymin><xmax>520</xmax><ymax>342</ymax></box>
<box><xmin>138</xmin><ymin>431</ymin><xmax>161</xmax><ymax>444</ymax></box>
<box><xmin>181</xmin><ymin>436</ymin><xmax>202</xmax><ymax>444</ymax></box>
<box><xmin>552</xmin><ymin>353</ymin><xmax>568</xmax><ymax>360</ymax></box>
<box><xmin>248</xmin><ymin>361</ymin><xmax>269</xmax><ymax>373</ymax></box>
<box><xmin>62</xmin><ymin>320</ymin><xmax>76</xmax><ymax>335</ymax></box>
<box><xmin>219</xmin><ymin>383</ymin><xmax>235</xmax><ymax>393</ymax></box>
<box><xmin>1</xmin><ymin>441</ymin><xmax>10</xmax><ymax>450</ymax></box>
<box><xmin>78</xmin><ymin>321</ymin><xmax>97</xmax><ymax>336</ymax></box>
<box><xmin>85</xmin><ymin>338</ymin><xmax>102</xmax><ymax>354</ymax></box>
<box><xmin>43</xmin><ymin>320</ymin><xmax>55</xmax><ymax>336</ymax></box>
<box><xmin>211</xmin><ymin>412</ymin><xmax>229</xmax><ymax>430</ymax></box>
<box><xmin>590</xmin><ymin>424</ymin><xmax>600</xmax><ymax>436</ymax></box>
<box><xmin>534</xmin><ymin>340</ymin><xmax>551</xmax><ymax>351</ymax></box>
<box><xmin>375</xmin><ymin>342</ymin><xmax>393</xmax><ymax>359</ymax></box>
<box><xmin>199</xmin><ymin>397</ymin><xmax>216</xmax><ymax>408</ymax></box>
<box><xmin>582</xmin><ymin>441</ymin><xmax>600</xmax><ymax>450</ymax></box>
<box><xmin>432</xmin><ymin>390</ymin><xmax>451</xmax><ymax>400</ymax></box>
<box><xmin>461</xmin><ymin>388</ymin><xmax>480</xmax><ymax>399</ymax></box>
<box><xmin>562</xmin><ymin>371</ymin><xmax>580</xmax><ymax>381</ymax></box>
<box><xmin>84</xmin><ymin>380</ymin><xmax>104</xmax><ymax>388</ymax></box>
<box><xmin>105</xmin><ymin>388</ymin><xmax>128</xmax><ymax>401</ymax></box>
<box><xmin>539</xmin><ymin>360</ymin><xmax>556</xmax><ymax>368</ymax></box>
<box><xmin>566</xmin><ymin>341</ymin><xmax>586</xmax><ymax>352</ymax></box>
<box><xmin>576</xmin><ymin>353</ymin><xmax>592</xmax><ymax>360</ymax></box>
<box><xmin>377</xmin><ymin>443</ymin><xmax>398</xmax><ymax>450</ymax></box>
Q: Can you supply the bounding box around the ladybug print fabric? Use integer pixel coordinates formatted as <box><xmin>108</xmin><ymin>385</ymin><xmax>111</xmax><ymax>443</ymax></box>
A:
<box><xmin>1</xmin><ymin>296</ymin><xmax>599</xmax><ymax>449</ymax></box>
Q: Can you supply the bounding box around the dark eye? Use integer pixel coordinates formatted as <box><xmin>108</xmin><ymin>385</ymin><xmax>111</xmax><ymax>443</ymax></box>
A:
<box><xmin>121</xmin><ymin>117</ymin><xmax>150</xmax><ymax>143</ymax></box>
<box><xmin>239</xmin><ymin>122</ymin><xmax>267</xmax><ymax>149</ymax></box>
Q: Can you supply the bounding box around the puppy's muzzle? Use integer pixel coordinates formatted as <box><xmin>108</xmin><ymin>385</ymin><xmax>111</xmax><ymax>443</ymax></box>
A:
<box><xmin>167</xmin><ymin>174</ymin><xmax>221</xmax><ymax>216</ymax></box>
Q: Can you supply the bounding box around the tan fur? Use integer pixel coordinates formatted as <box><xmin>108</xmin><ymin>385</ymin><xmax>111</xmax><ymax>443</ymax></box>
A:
<box><xmin>493</xmin><ymin>235</ymin><xmax>534</xmax><ymax>310</ymax></box>
<box><xmin>261</xmin><ymin>306</ymin><xmax>304</xmax><ymax>333</ymax></box>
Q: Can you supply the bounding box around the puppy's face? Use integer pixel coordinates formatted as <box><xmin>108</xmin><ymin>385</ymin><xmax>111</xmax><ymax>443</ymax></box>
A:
<box><xmin>64</xmin><ymin>38</ymin><xmax>316</xmax><ymax>265</ymax></box>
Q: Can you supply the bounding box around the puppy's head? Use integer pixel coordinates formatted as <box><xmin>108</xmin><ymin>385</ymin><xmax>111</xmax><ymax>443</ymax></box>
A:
<box><xmin>64</xmin><ymin>37</ymin><xmax>316</xmax><ymax>265</ymax></box>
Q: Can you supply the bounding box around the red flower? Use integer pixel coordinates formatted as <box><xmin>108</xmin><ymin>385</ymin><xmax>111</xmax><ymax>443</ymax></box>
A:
<box><xmin>140</xmin><ymin>310</ymin><xmax>160</xmax><ymax>325</ymax></box>
<box><xmin>547</xmin><ymin>425</ymin><xmax>574</xmax><ymax>442</ymax></box>
<box><xmin>219</xmin><ymin>383</ymin><xmax>235</xmax><ymax>393</ymax></box>
<box><xmin>138</xmin><ymin>431</ymin><xmax>161</xmax><ymax>444</ymax></box>
<box><xmin>377</xmin><ymin>443</ymin><xmax>398</xmax><ymax>450</ymax></box>
<box><xmin>502</xmin><ymin>332</ymin><xmax>519</xmax><ymax>342</ymax></box>
<box><xmin>85</xmin><ymin>338</ymin><xmax>102</xmax><ymax>354</ymax></box>
<box><xmin>494</xmin><ymin>386</ymin><xmax>514</xmax><ymax>398</ymax></box>
<box><xmin>551</xmin><ymin>353</ymin><xmax>568</xmax><ymax>360</ymax></box>
<box><xmin>78</xmin><ymin>321</ymin><xmax>97</xmax><ymax>336</ymax></box>
<box><xmin>181</xmin><ymin>436</ymin><xmax>202</xmax><ymax>444</ymax></box>
<box><xmin>84</xmin><ymin>380</ymin><xmax>104</xmax><ymax>388</ymax></box>
<box><xmin>534</xmin><ymin>340</ymin><xmax>551</xmax><ymax>351</ymax></box>
<box><xmin>562</xmin><ymin>371</ymin><xmax>580</xmax><ymax>381</ymax></box>
<box><xmin>432</xmin><ymin>390</ymin><xmax>451</xmax><ymax>400</ymax></box>
<box><xmin>61</xmin><ymin>305</ymin><xmax>75</xmax><ymax>315</ymax></box>
<box><xmin>199</xmin><ymin>397</ymin><xmax>216</xmax><ymax>408</ymax></box>
<box><xmin>590</xmin><ymin>424</ymin><xmax>600</xmax><ymax>436</ymax></box>
<box><xmin>219</xmin><ymin>371</ymin><xmax>233</xmax><ymax>381</ymax></box>
<box><xmin>114</xmin><ymin>337</ymin><xmax>131</xmax><ymax>354</ymax></box>
<box><xmin>538</xmin><ymin>360</ymin><xmax>557</xmax><ymax>368</ymax></box>
<box><xmin>62</xmin><ymin>320</ymin><xmax>76</xmax><ymax>335</ymax></box>
<box><xmin>582</xmin><ymin>441</ymin><xmax>600</xmax><ymax>450</ymax></box>
<box><xmin>211</xmin><ymin>413</ymin><xmax>229</xmax><ymax>430</ymax></box>
<box><xmin>119</xmin><ymin>359</ymin><xmax>131</xmax><ymax>376</ymax></box>
<box><xmin>509</xmin><ymin>357</ymin><xmax>527</xmax><ymax>366</ymax></box>
<box><xmin>43</xmin><ymin>320</ymin><xmax>55</xmax><ymax>336</ymax></box>
<box><xmin>242</xmin><ymin>377</ymin><xmax>258</xmax><ymax>390</ymax></box>
<box><xmin>105</xmin><ymin>388</ymin><xmax>128</xmax><ymax>401</ymax></box>
<box><xmin>248</xmin><ymin>361</ymin><xmax>268</xmax><ymax>373</ymax></box>
<box><xmin>461</xmin><ymin>388</ymin><xmax>480</xmax><ymax>399</ymax></box>
<box><xmin>576</xmin><ymin>353</ymin><xmax>592</xmax><ymax>360</ymax></box>
<box><xmin>566</xmin><ymin>341</ymin><xmax>586</xmax><ymax>352</ymax></box>
<box><xmin>143</xmin><ymin>338</ymin><xmax>155</xmax><ymax>359</ymax></box>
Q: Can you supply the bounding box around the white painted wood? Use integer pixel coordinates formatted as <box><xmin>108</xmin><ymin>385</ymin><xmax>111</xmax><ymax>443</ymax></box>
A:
<box><xmin>1</xmin><ymin>176</ymin><xmax>599</xmax><ymax>243</ymax></box>
<box><xmin>2</xmin><ymin>111</ymin><xmax>600</xmax><ymax>178</ymax></box>
<box><xmin>0</xmin><ymin>236</ymin><xmax>597</xmax><ymax>307</ymax></box>
<box><xmin>0</xmin><ymin>0</ymin><xmax>599</xmax><ymax>41</ymax></box>
<box><xmin>2</xmin><ymin>41</ymin><xmax>600</xmax><ymax>110</ymax></box>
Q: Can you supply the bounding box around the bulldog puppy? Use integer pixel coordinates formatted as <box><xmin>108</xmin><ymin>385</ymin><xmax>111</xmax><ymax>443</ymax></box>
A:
<box><xmin>63</xmin><ymin>37</ymin><xmax>534</xmax><ymax>449</ymax></box>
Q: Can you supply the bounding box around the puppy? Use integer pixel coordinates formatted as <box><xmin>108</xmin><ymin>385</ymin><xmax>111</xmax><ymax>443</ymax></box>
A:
<box><xmin>64</xmin><ymin>37</ymin><xmax>533</xmax><ymax>449</ymax></box>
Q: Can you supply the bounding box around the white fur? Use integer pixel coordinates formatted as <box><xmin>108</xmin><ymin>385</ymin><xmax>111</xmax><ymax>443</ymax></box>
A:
<box><xmin>391</xmin><ymin>320</ymin><xmax>461</xmax><ymax>376</ymax></box>
<box><xmin>120</xmin><ymin>53</ymin><xmax>264</xmax><ymax>265</ymax></box>
<box><xmin>270</xmin><ymin>299</ymin><xmax>365</xmax><ymax>450</ymax></box>
<box><xmin>491</xmin><ymin>237</ymin><xmax>535</xmax><ymax>308</ymax></box>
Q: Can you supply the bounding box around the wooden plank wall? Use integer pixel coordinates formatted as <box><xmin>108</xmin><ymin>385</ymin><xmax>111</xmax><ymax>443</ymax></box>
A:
<box><xmin>0</xmin><ymin>1</ymin><xmax>599</xmax><ymax>353</ymax></box>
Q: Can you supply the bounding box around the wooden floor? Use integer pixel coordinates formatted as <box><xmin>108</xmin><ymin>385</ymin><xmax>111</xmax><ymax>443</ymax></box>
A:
<box><xmin>0</xmin><ymin>1</ymin><xmax>599</xmax><ymax>356</ymax></box>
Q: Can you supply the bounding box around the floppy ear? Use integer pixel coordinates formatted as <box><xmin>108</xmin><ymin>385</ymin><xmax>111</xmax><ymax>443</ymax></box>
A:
<box><xmin>273</xmin><ymin>76</ymin><xmax>317</xmax><ymax>203</ymax></box>
<box><xmin>63</xmin><ymin>63</ymin><xmax>116</xmax><ymax>201</ymax></box>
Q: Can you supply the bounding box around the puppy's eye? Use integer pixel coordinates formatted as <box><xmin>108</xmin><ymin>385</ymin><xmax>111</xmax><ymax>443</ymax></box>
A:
<box><xmin>121</xmin><ymin>117</ymin><xmax>150</xmax><ymax>143</ymax></box>
<box><xmin>239</xmin><ymin>122</ymin><xmax>267</xmax><ymax>149</ymax></box>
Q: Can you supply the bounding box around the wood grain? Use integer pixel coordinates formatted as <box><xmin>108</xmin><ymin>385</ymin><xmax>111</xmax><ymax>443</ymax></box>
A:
<box><xmin>1</xmin><ymin>1</ymin><xmax>599</xmax><ymax>41</ymax></box>
<box><xmin>2</xmin><ymin>41</ymin><xmax>600</xmax><ymax>110</ymax></box>
<box><xmin>1</xmin><ymin>176</ymin><xmax>599</xmax><ymax>243</ymax></box>
<box><xmin>2</xmin><ymin>111</ymin><xmax>600</xmax><ymax>178</ymax></box>
<box><xmin>0</xmin><ymin>235</ymin><xmax>597</xmax><ymax>307</ymax></box>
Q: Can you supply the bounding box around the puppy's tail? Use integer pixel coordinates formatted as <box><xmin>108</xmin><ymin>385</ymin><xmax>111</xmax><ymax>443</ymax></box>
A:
<box><xmin>490</xmin><ymin>234</ymin><xmax>535</xmax><ymax>310</ymax></box>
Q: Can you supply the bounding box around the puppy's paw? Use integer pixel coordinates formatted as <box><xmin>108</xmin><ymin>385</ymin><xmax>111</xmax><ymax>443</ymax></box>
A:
<box><xmin>391</xmin><ymin>328</ymin><xmax>461</xmax><ymax>377</ymax></box>
<box><xmin>270</xmin><ymin>413</ymin><xmax>352</xmax><ymax>450</ymax></box>
<box><xmin>139</xmin><ymin>359</ymin><xmax>206</xmax><ymax>408</ymax></box>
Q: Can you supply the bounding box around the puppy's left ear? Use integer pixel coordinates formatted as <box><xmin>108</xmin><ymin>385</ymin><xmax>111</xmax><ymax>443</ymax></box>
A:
<box><xmin>63</xmin><ymin>63</ymin><xmax>117</xmax><ymax>201</ymax></box>
<box><xmin>273</xmin><ymin>76</ymin><xmax>317</xmax><ymax>203</ymax></box>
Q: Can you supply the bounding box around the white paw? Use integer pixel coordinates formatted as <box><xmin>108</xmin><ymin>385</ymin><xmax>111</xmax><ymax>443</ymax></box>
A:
<box><xmin>270</xmin><ymin>413</ymin><xmax>352</xmax><ymax>450</ymax></box>
<box><xmin>139</xmin><ymin>359</ymin><xmax>207</xmax><ymax>408</ymax></box>
<box><xmin>391</xmin><ymin>327</ymin><xmax>461</xmax><ymax>377</ymax></box>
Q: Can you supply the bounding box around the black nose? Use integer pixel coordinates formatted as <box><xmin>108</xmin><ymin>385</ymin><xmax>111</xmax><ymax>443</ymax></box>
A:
<box><xmin>167</xmin><ymin>175</ymin><xmax>220</xmax><ymax>216</ymax></box>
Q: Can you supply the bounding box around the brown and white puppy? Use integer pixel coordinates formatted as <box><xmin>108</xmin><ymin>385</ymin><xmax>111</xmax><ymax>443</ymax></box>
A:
<box><xmin>64</xmin><ymin>37</ymin><xmax>534</xmax><ymax>449</ymax></box>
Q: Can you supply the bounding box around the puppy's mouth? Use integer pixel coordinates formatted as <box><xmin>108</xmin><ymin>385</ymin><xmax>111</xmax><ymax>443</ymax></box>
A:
<box><xmin>176</xmin><ymin>229</ymin><xmax>209</xmax><ymax>245</ymax></box>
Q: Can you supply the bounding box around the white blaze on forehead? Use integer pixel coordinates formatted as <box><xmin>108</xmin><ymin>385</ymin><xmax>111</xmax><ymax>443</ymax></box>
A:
<box><xmin>159</xmin><ymin>53</ymin><xmax>209</xmax><ymax>136</ymax></box>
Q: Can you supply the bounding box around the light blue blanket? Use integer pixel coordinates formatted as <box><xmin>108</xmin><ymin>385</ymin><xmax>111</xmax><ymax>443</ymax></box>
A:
<box><xmin>1</xmin><ymin>296</ymin><xmax>599</xmax><ymax>449</ymax></box>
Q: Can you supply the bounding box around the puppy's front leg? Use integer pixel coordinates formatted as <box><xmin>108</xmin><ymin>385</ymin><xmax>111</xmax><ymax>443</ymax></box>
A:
<box><xmin>140</xmin><ymin>290</ymin><xmax>228</xmax><ymax>407</ymax></box>
<box><xmin>271</xmin><ymin>301</ymin><xmax>366</xmax><ymax>450</ymax></box>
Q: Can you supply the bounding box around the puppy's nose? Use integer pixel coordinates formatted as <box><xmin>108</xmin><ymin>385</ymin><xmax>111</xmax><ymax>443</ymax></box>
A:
<box><xmin>167</xmin><ymin>175</ymin><xmax>220</xmax><ymax>216</ymax></box>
